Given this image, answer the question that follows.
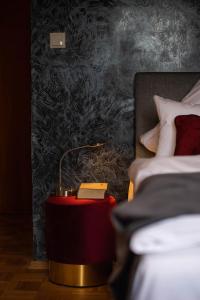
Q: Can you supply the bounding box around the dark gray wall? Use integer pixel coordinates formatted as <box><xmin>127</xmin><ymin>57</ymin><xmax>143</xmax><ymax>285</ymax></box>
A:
<box><xmin>31</xmin><ymin>0</ymin><xmax>200</xmax><ymax>259</ymax></box>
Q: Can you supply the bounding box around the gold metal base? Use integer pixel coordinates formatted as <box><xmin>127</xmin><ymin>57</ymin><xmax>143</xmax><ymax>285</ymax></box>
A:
<box><xmin>49</xmin><ymin>260</ymin><xmax>113</xmax><ymax>287</ymax></box>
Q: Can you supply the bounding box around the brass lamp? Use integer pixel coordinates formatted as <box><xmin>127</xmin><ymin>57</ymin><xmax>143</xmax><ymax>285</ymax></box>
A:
<box><xmin>57</xmin><ymin>143</ymin><xmax>105</xmax><ymax>196</ymax></box>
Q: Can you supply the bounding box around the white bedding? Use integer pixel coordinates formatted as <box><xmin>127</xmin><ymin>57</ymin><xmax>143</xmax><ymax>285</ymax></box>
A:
<box><xmin>128</xmin><ymin>155</ymin><xmax>200</xmax><ymax>191</ymax></box>
<box><xmin>127</xmin><ymin>155</ymin><xmax>200</xmax><ymax>300</ymax></box>
<box><xmin>130</xmin><ymin>215</ymin><xmax>200</xmax><ymax>254</ymax></box>
<box><xmin>128</xmin><ymin>246</ymin><xmax>200</xmax><ymax>300</ymax></box>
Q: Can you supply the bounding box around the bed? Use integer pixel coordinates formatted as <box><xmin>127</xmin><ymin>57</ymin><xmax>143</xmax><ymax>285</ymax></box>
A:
<box><xmin>110</xmin><ymin>72</ymin><xmax>200</xmax><ymax>300</ymax></box>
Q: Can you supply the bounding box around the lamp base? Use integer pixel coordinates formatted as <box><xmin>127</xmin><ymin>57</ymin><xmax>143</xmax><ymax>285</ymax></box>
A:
<box><xmin>56</xmin><ymin>186</ymin><xmax>77</xmax><ymax>197</ymax></box>
<box><xmin>49</xmin><ymin>260</ymin><xmax>112</xmax><ymax>287</ymax></box>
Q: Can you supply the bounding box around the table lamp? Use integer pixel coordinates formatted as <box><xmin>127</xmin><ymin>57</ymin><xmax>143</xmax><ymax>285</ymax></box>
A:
<box><xmin>57</xmin><ymin>143</ymin><xmax>105</xmax><ymax>196</ymax></box>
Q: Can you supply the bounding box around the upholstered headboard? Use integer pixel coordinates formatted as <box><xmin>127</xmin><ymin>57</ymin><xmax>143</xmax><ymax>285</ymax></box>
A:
<box><xmin>134</xmin><ymin>72</ymin><xmax>200</xmax><ymax>158</ymax></box>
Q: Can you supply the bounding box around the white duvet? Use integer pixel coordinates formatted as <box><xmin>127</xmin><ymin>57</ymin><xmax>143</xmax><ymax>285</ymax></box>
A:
<box><xmin>128</xmin><ymin>246</ymin><xmax>200</xmax><ymax>300</ymax></box>
<box><xmin>127</xmin><ymin>155</ymin><xmax>200</xmax><ymax>300</ymax></box>
<box><xmin>130</xmin><ymin>215</ymin><xmax>200</xmax><ymax>254</ymax></box>
<box><xmin>129</xmin><ymin>155</ymin><xmax>200</xmax><ymax>192</ymax></box>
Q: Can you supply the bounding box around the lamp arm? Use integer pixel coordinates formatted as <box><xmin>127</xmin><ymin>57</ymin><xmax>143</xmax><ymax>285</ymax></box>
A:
<box><xmin>58</xmin><ymin>143</ymin><xmax>105</xmax><ymax>195</ymax></box>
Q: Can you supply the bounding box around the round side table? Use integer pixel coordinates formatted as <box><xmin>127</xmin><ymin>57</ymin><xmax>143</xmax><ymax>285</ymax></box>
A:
<box><xmin>45</xmin><ymin>195</ymin><xmax>116</xmax><ymax>287</ymax></box>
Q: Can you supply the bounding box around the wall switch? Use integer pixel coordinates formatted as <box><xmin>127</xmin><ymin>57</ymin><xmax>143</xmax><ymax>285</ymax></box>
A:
<box><xmin>50</xmin><ymin>32</ymin><xmax>66</xmax><ymax>48</ymax></box>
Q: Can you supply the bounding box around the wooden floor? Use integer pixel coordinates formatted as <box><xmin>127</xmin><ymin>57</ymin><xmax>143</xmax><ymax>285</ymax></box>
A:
<box><xmin>0</xmin><ymin>214</ymin><xmax>114</xmax><ymax>300</ymax></box>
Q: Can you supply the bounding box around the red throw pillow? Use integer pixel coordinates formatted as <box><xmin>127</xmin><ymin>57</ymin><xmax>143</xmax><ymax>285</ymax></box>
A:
<box><xmin>174</xmin><ymin>114</ymin><xmax>200</xmax><ymax>155</ymax></box>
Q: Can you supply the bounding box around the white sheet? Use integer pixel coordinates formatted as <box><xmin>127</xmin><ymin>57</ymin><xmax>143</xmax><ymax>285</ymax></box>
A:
<box><xmin>127</xmin><ymin>156</ymin><xmax>200</xmax><ymax>300</ymax></box>
<box><xmin>128</xmin><ymin>155</ymin><xmax>200</xmax><ymax>191</ymax></box>
<box><xmin>128</xmin><ymin>215</ymin><xmax>200</xmax><ymax>300</ymax></box>
<box><xmin>128</xmin><ymin>246</ymin><xmax>200</xmax><ymax>300</ymax></box>
<box><xmin>130</xmin><ymin>215</ymin><xmax>200</xmax><ymax>254</ymax></box>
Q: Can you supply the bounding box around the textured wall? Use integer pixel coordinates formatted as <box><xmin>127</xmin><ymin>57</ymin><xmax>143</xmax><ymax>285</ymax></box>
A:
<box><xmin>31</xmin><ymin>0</ymin><xmax>200</xmax><ymax>259</ymax></box>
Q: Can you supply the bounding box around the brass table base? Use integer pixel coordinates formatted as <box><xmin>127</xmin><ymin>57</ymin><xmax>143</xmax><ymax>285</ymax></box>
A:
<box><xmin>49</xmin><ymin>260</ymin><xmax>112</xmax><ymax>287</ymax></box>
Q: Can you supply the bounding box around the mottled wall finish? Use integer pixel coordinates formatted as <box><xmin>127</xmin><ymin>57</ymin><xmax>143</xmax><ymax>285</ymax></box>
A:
<box><xmin>31</xmin><ymin>0</ymin><xmax>200</xmax><ymax>259</ymax></box>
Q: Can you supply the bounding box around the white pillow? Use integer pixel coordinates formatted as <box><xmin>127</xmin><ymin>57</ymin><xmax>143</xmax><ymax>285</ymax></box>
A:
<box><xmin>154</xmin><ymin>95</ymin><xmax>200</xmax><ymax>156</ymax></box>
<box><xmin>140</xmin><ymin>79</ymin><xmax>200</xmax><ymax>153</ymax></box>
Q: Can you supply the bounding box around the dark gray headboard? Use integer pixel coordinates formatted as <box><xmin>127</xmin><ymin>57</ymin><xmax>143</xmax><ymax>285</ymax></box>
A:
<box><xmin>134</xmin><ymin>72</ymin><xmax>200</xmax><ymax>158</ymax></box>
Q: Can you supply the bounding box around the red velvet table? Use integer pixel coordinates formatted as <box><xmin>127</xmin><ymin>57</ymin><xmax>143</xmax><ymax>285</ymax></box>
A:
<box><xmin>45</xmin><ymin>195</ymin><xmax>116</xmax><ymax>286</ymax></box>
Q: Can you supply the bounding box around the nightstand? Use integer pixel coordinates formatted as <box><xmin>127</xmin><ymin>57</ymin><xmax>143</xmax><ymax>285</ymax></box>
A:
<box><xmin>45</xmin><ymin>195</ymin><xmax>116</xmax><ymax>287</ymax></box>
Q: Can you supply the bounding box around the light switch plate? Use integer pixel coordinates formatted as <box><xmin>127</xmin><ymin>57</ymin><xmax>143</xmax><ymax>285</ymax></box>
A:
<box><xmin>50</xmin><ymin>32</ymin><xmax>66</xmax><ymax>48</ymax></box>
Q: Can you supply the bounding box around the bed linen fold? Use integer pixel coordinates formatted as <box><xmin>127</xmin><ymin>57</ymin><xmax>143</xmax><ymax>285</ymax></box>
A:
<box><xmin>128</xmin><ymin>246</ymin><xmax>200</xmax><ymax>300</ymax></box>
<box><xmin>130</xmin><ymin>215</ymin><xmax>200</xmax><ymax>254</ymax></box>
<box><xmin>110</xmin><ymin>172</ymin><xmax>200</xmax><ymax>300</ymax></box>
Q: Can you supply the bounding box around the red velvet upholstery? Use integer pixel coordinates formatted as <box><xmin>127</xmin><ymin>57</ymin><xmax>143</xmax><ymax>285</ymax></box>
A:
<box><xmin>174</xmin><ymin>114</ymin><xmax>200</xmax><ymax>156</ymax></box>
<box><xmin>45</xmin><ymin>195</ymin><xmax>116</xmax><ymax>264</ymax></box>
